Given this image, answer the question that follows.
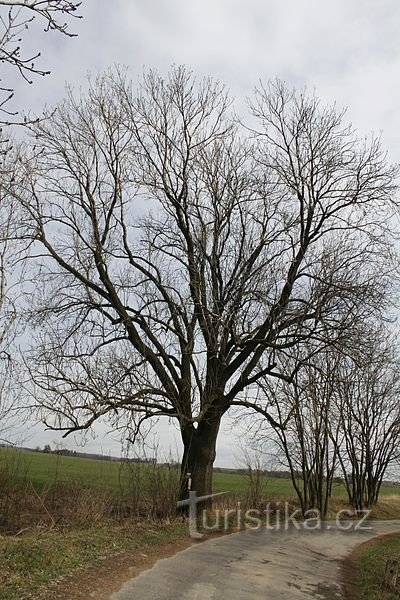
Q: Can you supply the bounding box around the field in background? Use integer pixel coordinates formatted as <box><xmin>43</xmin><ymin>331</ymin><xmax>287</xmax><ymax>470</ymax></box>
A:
<box><xmin>1</xmin><ymin>447</ymin><xmax>400</xmax><ymax>498</ymax></box>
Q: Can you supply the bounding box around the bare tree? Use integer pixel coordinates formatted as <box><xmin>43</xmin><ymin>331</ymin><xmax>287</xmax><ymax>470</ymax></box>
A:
<box><xmin>0</xmin><ymin>1</ymin><xmax>82</xmax><ymax>439</ymax></box>
<box><xmin>13</xmin><ymin>67</ymin><xmax>398</xmax><ymax>500</ymax></box>
<box><xmin>259</xmin><ymin>322</ymin><xmax>400</xmax><ymax>516</ymax></box>
<box><xmin>259</xmin><ymin>343</ymin><xmax>348</xmax><ymax>517</ymax></box>
<box><xmin>0</xmin><ymin>139</ymin><xmax>24</xmax><ymax>439</ymax></box>
<box><xmin>236</xmin><ymin>443</ymin><xmax>268</xmax><ymax>509</ymax></box>
<box><xmin>0</xmin><ymin>0</ymin><xmax>81</xmax><ymax>119</ymax></box>
<box><xmin>333</xmin><ymin>329</ymin><xmax>400</xmax><ymax>510</ymax></box>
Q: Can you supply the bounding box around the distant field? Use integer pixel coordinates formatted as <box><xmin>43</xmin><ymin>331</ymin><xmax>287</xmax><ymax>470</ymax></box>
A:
<box><xmin>0</xmin><ymin>448</ymin><xmax>132</xmax><ymax>493</ymax></box>
<box><xmin>213</xmin><ymin>471</ymin><xmax>400</xmax><ymax>498</ymax></box>
<box><xmin>1</xmin><ymin>448</ymin><xmax>399</xmax><ymax>498</ymax></box>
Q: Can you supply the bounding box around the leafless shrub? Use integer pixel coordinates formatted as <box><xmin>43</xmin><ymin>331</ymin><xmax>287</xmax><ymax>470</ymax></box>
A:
<box><xmin>45</xmin><ymin>482</ymin><xmax>114</xmax><ymax>526</ymax></box>
<box><xmin>237</xmin><ymin>445</ymin><xmax>268</xmax><ymax>510</ymax></box>
<box><xmin>143</xmin><ymin>462</ymin><xmax>180</xmax><ymax>520</ymax></box>
<box><xmin>0</xmin><ymin>449</ymin><xmax>30</xmax><ymax>531</ymax></box>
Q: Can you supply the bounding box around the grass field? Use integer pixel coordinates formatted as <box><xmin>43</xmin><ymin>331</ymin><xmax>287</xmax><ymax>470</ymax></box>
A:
<box><xmin>1</xmin><ymin>447</ymin><xmax>400</xmax><ymax>499</ymax></box>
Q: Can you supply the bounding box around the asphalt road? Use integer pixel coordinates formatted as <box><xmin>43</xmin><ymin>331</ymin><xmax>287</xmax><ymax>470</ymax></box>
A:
<box><xmin>110</xmin><ymin>520</ymin><xmax>400</xmax><ymax>599</ymax></box>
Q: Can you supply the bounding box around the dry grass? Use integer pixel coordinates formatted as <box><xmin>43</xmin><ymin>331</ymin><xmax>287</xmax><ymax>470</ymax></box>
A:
<box><xmin>326</xmin><ymin>496</ymin><xmax>400</xmax><ymax>521</ymax></box>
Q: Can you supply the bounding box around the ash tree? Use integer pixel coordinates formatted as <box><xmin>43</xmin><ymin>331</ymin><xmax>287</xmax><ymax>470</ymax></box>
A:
<box><xmin>0</xmin><ymin>0</ymin><xmax>81</xmax><ymax>343</ymax></box>
<box><xmin>13</xmin><ymin>67</ymin><xmax>398</xmax><ymax>499</ymax></box>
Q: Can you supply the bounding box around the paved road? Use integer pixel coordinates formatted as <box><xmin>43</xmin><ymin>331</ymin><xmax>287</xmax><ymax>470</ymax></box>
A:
<box><xmin>110</xmin><ymin>520</ymin><xmax>400</xmax><ymax>599</ymax></box>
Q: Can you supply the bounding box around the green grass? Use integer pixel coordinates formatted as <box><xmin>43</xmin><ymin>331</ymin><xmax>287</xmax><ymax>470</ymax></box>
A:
<box><xmin>348</xmin><ymin>535</ymin><xmax>400</xmax><ymax>600</ymax></box>
<box><xmin>0</xmin><ymin>448</ymin><xmax>300</xmax><ymax>497</ymax></box>
<box><xmin>215</xmin><ymin>472</ymin><xmax>400</xmax><ymax>498</ymax></box>
<box><xmin>213</xmin><ymin>470</ymin><xmax>296</xmax><ymax>496</ymax></box>
<box><xmin>0</xmin><ymin>448</ymin><xmax>125</xmax><ymax>492</ymax></box>
<box><xmin>0</xmin><ymin>521</ymin><xmax>186</xmax><ymax>600</ymax></box>
<box><xmin>1</xmin><ymin>447</ymin><xmax>400</xmax><ymax>499</ymax></box>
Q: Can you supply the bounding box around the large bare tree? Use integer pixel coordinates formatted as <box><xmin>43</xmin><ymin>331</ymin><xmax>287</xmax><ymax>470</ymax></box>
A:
<box><xmin>13</xmin><ymin>67</ymin><xmax>398</xmax><ymax>499</ymax></box>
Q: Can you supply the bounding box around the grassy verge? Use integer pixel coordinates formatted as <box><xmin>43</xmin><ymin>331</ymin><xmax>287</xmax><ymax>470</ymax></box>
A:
<box><xmin>344</xmin><ymin>534</ymin><xmax>400</xmax><ymax>600</ymax></box>
<box><xmin>0</xmin><ymin>521</ymin><xmax>187</xmax><ymax>600</ymax></box>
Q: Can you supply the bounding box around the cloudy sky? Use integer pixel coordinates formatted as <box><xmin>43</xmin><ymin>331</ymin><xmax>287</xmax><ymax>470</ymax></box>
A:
<box><xmin>10</xmin><ymin>0</ymin><xmax>400</xmax><ymax>466</ymax></box>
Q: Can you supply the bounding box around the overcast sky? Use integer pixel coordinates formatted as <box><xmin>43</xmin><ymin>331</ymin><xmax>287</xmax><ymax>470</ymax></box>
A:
<box><xmin>10</xmin><ymin>0</ymin><xmax>400</xmax><ymax>466</ymax></box>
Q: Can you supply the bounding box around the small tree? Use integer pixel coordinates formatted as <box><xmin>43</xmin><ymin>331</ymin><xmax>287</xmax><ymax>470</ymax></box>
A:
<box><xmin>14</xmin><ymin>67</ymin><xmax>398</xmax><ymax>500</ymax></box>
<box><xmin>334</xmin><ymin>330</ymin><xmax>400</xmax><ymax>510</ymax></box>
<box><xmin>258</xmin><ymin>345</ymin><xmax>344</xmax><ymax>517</ymax></box>
<box><xmin>237</xmin><ymin>444</ymin><xmax>268</xmax><ymax>509</ymax></box>
<box><xmin>263</xmin><ymin>325</ymin><xmax>400</xmax><ymax>515</ymax></box>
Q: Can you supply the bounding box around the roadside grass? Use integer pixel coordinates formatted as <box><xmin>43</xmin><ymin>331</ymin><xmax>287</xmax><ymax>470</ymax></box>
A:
<box><xmin>344</xmin><ymin>534</ymin><xmax>400</xmax><ymax>600</ymax></box>
<box><xmin>0</xmin><ymin>520</ymin><xmax>187</xmax><ymax>600</ymax></box>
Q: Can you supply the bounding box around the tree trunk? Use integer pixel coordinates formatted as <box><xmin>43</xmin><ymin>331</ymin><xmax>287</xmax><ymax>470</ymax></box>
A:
<box><xmin>179</xmin><ymin>413</ymin><xmax>222</xmax><ymax>506</ymax></box>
